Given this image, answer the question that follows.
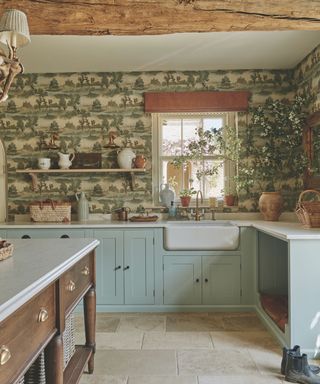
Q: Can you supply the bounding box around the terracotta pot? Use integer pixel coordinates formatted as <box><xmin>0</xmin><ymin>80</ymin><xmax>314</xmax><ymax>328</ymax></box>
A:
<box><xmin>258</xmin><ymin>192</ymin><xmax>283</xmax><ymax>221</ymax></box>
<box><xmin>134</xmin><ymin>154</ymin><xmax>146</xmax><ymax>169</ymax></box>
<box><xmin>180</xmin><ymin>196</ymin><xmax>191</xmax><ymax>207</ymax></box>
<box><xmin>224</xmin><ymin>194</ymin><xmax>235</xmax><ymax>207</ymax></box>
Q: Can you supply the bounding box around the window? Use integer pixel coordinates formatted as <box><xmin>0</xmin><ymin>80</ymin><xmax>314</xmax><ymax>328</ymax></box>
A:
<box><xmin>152</xmin><ymin>112</ymin><xmax>237</xmax><ymax>203</ymax></box>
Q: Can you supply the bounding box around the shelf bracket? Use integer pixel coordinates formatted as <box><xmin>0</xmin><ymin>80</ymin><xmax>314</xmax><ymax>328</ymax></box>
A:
<box><xmin>129</xmin><ymin>172</ymin><xmax>135</xmax><ymax>191</ymax></box>
<box><xmin>29</xmin><ymin>172</ymin><xmax>39</xmax><ymax>192</ymax></box>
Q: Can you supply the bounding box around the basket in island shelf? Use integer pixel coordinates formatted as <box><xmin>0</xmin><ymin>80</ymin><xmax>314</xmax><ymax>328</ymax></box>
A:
<box><xmin>0</xmin><ymin>240</ymin><xmax>14</xmax><ymax>261</ymax></box>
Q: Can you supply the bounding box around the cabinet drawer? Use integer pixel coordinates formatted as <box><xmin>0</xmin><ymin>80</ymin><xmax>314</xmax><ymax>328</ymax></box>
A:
<box><xmin>62</xmin><ymin>253</ymin><xmax>94</xmax><ymax>314</ymax></box>
<box><xmin>0</xmin><ymin>285</ymin><xmax>56</xmax><ymax>383</ymax></box>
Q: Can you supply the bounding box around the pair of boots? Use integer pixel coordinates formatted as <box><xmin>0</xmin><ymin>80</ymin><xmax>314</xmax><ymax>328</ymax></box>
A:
<box><xmin>281</xmin><ymin>345</ymin><xmax>320</xmax><ymax>383</ymax></box>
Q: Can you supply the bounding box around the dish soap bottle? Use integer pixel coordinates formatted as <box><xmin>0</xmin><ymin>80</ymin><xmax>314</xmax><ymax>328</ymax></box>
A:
<box><xmin>168</xmin><ymin>201</ymin><xmax>176</xmax><ymax>218</ymax></box>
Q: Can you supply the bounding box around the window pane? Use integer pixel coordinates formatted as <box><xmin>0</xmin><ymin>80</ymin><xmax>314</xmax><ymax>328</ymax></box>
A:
<box><xmin>203</xmin><ymin>118</ymin><xmax>223</xmax><ymax>131</ymax></box>
<box><xmin>162</xmin><ymin>119</ymin><xmax>181</xmax><ymax>156</ymax></box>
<box><xmin>157</xmin><ymin>113</ymin><xmax>235</xmax><ymax>203</ymax></box>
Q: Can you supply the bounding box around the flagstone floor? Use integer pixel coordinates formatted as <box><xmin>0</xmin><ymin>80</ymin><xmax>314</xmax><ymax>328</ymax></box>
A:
<box><xmin>77</xmin><ymin>311</ymin><xmax>286</xmax><ymax>384</ymax></box>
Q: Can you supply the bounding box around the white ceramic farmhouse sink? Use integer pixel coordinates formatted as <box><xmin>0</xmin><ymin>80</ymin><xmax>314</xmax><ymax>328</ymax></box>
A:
<box><xmin>164</xmin><ymin>221</ymin><xmax>239</xmax><ymax>250</ymax></box>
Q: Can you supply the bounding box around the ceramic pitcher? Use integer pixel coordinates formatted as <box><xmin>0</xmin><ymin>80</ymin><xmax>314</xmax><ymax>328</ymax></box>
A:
<box><xmin>58</xmin><ymin>152</ymin><xmax>75</xmax><ymax>169</ymax></box>
<box><xmin>117</xmin><ymin>148</ymin><xmax>135</xmax><ymax>169</ymax></box>
<box><xmin>76</xmin><ymin>192</ymin><xmax>89</xmax><ymax>221</ymax></box>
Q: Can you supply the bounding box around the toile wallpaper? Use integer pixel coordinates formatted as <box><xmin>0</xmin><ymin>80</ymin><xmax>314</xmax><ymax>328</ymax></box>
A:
<box><xmin>0</xmin><ymin>44</ymin><xmax>319</xmax><ymax>218</ymax></box>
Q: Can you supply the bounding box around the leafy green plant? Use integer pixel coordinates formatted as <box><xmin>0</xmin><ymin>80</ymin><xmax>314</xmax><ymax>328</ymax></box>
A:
<box><xmin>179</xmin><ymin>187</ymin><xmax>197</xmax><ymax>197</ymax></box>
<box><xmin>239</xmin><ymin>95</ymin><xmax>309</xmax><ymax>193</ymax></box>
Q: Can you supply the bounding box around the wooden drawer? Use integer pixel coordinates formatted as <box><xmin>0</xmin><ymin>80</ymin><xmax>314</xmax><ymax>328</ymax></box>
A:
<box><xmin>0</xmin><ymin>284</ymin><xmax>56</xmax><ymax>384</ymax></box>
<box><xmin>62</xmin><ymin>253</ymin><xmax>94</xmax><ymax>314</ymax></box>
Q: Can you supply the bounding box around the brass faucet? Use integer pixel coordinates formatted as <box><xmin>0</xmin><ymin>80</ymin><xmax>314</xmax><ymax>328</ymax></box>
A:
<box><xmin>194</xmin><ymin>190</ymin><xmax>203</xmax><ymax>221</ymax></box>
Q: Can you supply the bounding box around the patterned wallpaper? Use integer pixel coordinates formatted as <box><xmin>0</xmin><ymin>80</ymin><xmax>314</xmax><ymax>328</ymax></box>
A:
<box><xmin>0</xmin><ymin>49</ymin><xmax>318</xmax><ymax>217</ymax></box>
<box><xmin>294</xmin><ymin>44</ymin><xmax>320</xmax><ymax>114</ymax></box>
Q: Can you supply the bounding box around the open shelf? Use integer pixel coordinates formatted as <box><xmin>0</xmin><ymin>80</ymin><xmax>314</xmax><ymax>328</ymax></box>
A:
<box><xmin>16</xmin><ymin>168</ymin><xmax>146</xmax><ymax>173</ymax></box>
<box><xmin>16</xmin><ymin>168</ymin><xmax>146</xmax><ymax>191</ymax></box>
<box><xmin>63</xmin><ymin>346</ymin><xmax>92</xmax><ymax>384</ymax></box>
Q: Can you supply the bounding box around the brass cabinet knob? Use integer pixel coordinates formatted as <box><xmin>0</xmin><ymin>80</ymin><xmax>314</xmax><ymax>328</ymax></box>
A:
<box><xmin>66</xmin><ymin>280</ymin><xmax>76</xmax><ymax>292</ymax></box>
<box><xmin>38</xmin><ymin>308</ymin><xmax>49</xmax><ymax>323</ymax></box>
<box><xmin>81</xmin><ymin>266</ymin><xmax>90</xmax><ymax>276</ymax></box>
<box><xmin>0</xmin><ymin>345</ymin><xmax>11</xmax><ymax>365</ymax></box>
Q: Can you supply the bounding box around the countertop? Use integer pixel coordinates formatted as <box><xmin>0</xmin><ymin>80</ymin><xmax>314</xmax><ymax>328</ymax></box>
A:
<box><xmin>1</xmin><ymin>216</ymin><xmax>320</xmax><ymax>240</ymax></box>
<box><xmin>0</xmin><ymin>238</ymin><xmax>99</xmax><ymax>322</ymax></box>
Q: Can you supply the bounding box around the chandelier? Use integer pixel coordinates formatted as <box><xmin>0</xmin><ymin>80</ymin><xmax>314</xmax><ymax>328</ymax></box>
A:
<box><xmin>0</xmin><ymin>9</ymin><xmax>30</xmax><ymax>103</ymax></box>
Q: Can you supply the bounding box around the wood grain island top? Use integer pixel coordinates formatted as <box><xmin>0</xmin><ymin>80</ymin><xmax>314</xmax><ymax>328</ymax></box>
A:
<box><xmin>0</xmin><ymin>238</ymin><xmax>99</xmax><ymax>322</ymax></box>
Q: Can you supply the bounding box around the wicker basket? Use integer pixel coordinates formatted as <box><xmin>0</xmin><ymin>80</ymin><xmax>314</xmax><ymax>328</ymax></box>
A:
<box><xmin>30</xmin><ymin>200</ymin><xmax>71</xmax><ymax>223</ymax></box>
<box><xmin>0</xmin><ymin>242</ymin><xmax>13</xmax><ymax>261</ymax></box>
<box><xmin>296</xmin><ymin>189</ymin><xmax>320</xmax><ymax>228</ymax></box>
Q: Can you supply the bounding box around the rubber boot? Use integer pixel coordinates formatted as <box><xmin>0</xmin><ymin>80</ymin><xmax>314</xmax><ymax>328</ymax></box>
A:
<box><xmin>281</xmin><ymin>346</ymin><xmax>320</xmax><ymax>375</ymax></box>
<box><xmin>285</xmin><ymin>353</ymin><xmax>320</xmax><ymax>384</ymax></box>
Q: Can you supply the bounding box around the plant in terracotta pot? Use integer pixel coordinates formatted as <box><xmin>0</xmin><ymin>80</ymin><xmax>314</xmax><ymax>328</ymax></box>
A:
<box><xmin>239</xmin><ymin>95</ymin><xmax>309</xmax><ymax>221</ymax></box>
<box><xmin>179</xmin><ymin>187</ymin><xmax>197</xmax><ymax>207</ymax></box>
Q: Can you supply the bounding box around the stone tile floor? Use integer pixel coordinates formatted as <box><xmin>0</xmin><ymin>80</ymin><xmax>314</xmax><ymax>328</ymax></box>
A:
<box><xmin>77</xmin><ymin>312</ymin><xmax>286</xmax><ymax>384</ymax></box>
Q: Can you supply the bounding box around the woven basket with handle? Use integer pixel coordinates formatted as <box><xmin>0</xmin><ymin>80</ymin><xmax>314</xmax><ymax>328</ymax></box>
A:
<box><xmin>30</xmin><ymin>200</ymin><xmax>71</xmax><ymax>222</ymax></box>
<box><xmin>296</xmin><ymin>189</ymin><xmax>320</xmax><ymax>228</ymax></box>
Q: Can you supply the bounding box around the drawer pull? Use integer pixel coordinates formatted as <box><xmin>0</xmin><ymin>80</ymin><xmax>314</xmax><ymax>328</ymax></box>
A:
<box><xmin>66</xmin><ymin>280</ymin><xmax>76</xmax><ymax>292</ymax></box>
<box><xmin>81</xmin><ymin>266</ymin><xmax>90</xmax><ymax>276</ymax></box>
<box><xmin>38</xmin><ymin>308</ymin><xmax>49</xmax><ymax>323</ymax></box>
<box><xmin>0</xmin><ymin>345</ymin><xmax>11</xmax><ymax>366</ymax></box>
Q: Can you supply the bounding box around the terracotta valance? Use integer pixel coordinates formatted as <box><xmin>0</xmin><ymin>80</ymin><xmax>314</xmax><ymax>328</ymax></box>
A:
<box><xmin>144</xmin><ymin>91</ymin><xmax>250</xmax><ymax>113</ymax></box>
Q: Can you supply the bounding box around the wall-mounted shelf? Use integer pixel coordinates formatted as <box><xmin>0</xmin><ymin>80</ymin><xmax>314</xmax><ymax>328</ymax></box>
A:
<box><xmin>16</xmin><ymin>168</ymin><xmax>146</xmax><ymax>191</ymax></box>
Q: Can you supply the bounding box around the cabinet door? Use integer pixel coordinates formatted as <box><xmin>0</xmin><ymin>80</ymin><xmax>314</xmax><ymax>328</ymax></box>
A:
<box><xmin>124</xmin><ymin>230</ymin><xmax>154</xmax><ymax>305</ymax></box>
<box><xmin>0</xmin><ymin>230</ymin><xmax>6</xmax><ymax>238</ymax></box>
<box><xmin>93</xmin><ymin>229</ymin><xmax>124</xmax><ymax>305</ymax></box>
<box><xmin>7</xmin><ymin>228</ymin><xmax>85</xmax><ymax>239</ymax></box>
<box><xmin>163</xmin><ymin>256</ymin><xmax>201</xmax><ymax>305</ymax></box>
<box><xmin>202</xmin><ymin>256</ymin><xmax>241</xmax><ymax>305</ymax></box>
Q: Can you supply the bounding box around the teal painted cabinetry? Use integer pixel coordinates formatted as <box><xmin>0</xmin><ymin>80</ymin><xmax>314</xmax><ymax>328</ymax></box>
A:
<box><xmin>163</xmin><ymin>256</ymin><xmax>201</xmax><ymax>305</ymax></box>
<box><xmin>93</xmin><ymin>229</ymin><xmax>155</xmax><ymax>306</ymax></box>
<box><xmin>163</xmin><ymin>254</ymin><xmax>240</xmax><ymax>305</ymax></box>
<box><xmin>93</xmin><ymin>230</ymin><xmax>123</xmax><ymax>305</ymax></box>
<box><xmin>124</xmin><ymin>230</ymin><xmax>155</xmax><ymax>305</ymax></box>
<box><xmin>7</xmin><ymin>228</ymin><xmax>85</xmax><ymax>239</ymax></box>
<box><xmin>0</xmin><ymin>230</ymin><xmax>7</xmax><ymax>238</ymax></box>
<box><xmin>202</xmin><ymin>256</ymin><xmax>240</xmax><ymax>305</ymax></box>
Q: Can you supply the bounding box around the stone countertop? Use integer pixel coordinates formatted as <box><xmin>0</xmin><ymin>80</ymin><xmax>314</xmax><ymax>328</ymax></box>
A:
<box><xmin>0</xmin><ymin>238</ymin><xmax>99</xmax><ymax>322</ymax></box>
<box><xmin>1</xmin><ymin>216</ymin><xmax>320</xmax><ymax>240</ymax></box>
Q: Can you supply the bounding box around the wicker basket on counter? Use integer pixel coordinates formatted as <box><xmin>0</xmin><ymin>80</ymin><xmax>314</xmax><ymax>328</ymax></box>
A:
<box><xmin>296</xmin><ymin>189</ymin><xmax>320</xmax><ymax>228</ymax></box>
<box><xmin>30</xmin><ymin>200</ymin><xmax>71</xmax><ymax>223</ymax></box>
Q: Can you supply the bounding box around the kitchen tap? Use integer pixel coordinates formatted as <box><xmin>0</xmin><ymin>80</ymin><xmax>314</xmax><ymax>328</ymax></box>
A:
<box><xmin>193</xmin><ymin>190</ymin><xmax>203</xmax><ymax>221</ymax></box>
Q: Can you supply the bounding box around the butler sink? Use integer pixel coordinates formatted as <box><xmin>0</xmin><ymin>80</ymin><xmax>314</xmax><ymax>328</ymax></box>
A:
<box><xmin>164</xmin><ymin>221</ymin><xmax>239</xmax><ymax>250</ymax></box>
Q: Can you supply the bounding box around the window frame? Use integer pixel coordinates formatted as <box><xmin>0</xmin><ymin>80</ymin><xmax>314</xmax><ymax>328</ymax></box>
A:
<box><xmin>152</xmin><ymin>112</ymin><xmax>237</xmax><ymax>205</ymax></box>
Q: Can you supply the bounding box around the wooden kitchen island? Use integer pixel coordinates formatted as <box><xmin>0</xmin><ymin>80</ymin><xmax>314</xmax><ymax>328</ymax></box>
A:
<box><xmin>0</xmin><ymin>238</ymin><xmax>99</xmax><ymax>384</ymax></box>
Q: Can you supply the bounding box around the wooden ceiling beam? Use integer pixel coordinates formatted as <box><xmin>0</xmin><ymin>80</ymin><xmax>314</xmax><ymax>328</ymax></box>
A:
<box><xmin>2</xmin><ymin>0</ymin><xmax>320</xmax><ymax>35</ymax></box>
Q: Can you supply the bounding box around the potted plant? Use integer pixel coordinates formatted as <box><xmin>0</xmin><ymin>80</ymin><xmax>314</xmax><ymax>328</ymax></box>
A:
<box><xmin>179</xmin><ymin>187</ymin><xmax>197</xmax><ymax>207</ymax></box>
<box><xmin>238</xmin><ymin>95</ymin><xmax>309</xmax><ymax>220</ymax></box>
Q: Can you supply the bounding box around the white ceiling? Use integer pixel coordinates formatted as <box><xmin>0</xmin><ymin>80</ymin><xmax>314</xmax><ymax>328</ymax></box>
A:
<box><xmin>16</xmin><ymin>31</ymin><xmax>320</xmax><ymax>73</ymax></box>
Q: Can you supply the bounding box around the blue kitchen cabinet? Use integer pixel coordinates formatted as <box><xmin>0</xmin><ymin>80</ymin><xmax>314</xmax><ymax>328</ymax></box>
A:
<box><xmin>202</xmin><ymin>255</ymin><xmax>241</xmax><ymax>305</ymax></box>
<box><xmin>93</xmin><ymin>229</ymin><xmax>155</xmax><ymax>306</ymax></box>
<box><xmin>163</xmin><ymin>256</ymin><xmax>201</xmax><ymax>305</ymax></box>
<box><xmin>6</xmin><ymin>228</ymin><xmax>85</xmax><ymax>239</ymax></box>
<box><xmin>124</xmin><ymin>230</ymin><xmax>155</xmax><ymax>305</ymax></box>
<box><xmin>0</xmin><ymin>230</ymin><xmax>7</xmax><ymax>238</ymax></box>
<box><xmin>163</xmin><ymin>254</ymin><xmax>240</xmax><ymax>305</ymax></box>
<box><xmin>93</xmin><ymin>230</ymin><xmax>123</xmax><ymax>305</ymax></box>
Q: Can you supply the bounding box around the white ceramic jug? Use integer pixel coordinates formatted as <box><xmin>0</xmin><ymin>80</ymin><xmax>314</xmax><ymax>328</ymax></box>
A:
<box><xmin>58</xmin><ymin>152</ymin><xmax>75</xmax><ymax>169</ymax></box>
<box><xmin>117</xmin><ymin>148</ymin><xmax>135</xmax><ymax>169</ymax></box>
<box><xmin>76</xmin><ymin>192</ymin><xmax>89</xmax><ymax>221</ymax></box>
